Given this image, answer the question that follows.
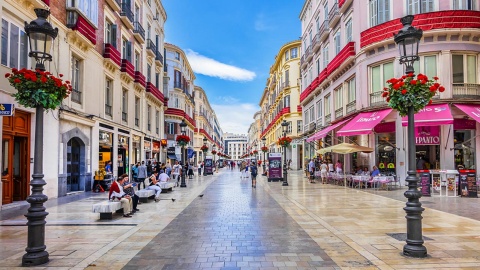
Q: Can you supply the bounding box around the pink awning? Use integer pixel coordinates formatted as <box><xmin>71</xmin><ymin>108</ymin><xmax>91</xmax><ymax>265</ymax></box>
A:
<box><xmin>401</xmin><ymin>103</ymin><xmax>453</xmax><ymax>127</ymax></box>
<box><xmin>337</xmin><ymin>109</ymin><xmax>392</xmax><ymax>136</ymax></box>
<box><xmin>454</xmin><ymin>104</ymin><xmax>480</xmax><ymax>124</ymax></box>
<box><xmin>306</xmin><ymin>118</ymin><xmax>350</xmax><ymax>142</ymax></box>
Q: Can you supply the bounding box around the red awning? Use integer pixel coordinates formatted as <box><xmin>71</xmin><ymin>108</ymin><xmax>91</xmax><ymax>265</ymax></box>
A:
<box><xmin>337</xmin><ymin>109</ymin><xmax>392</xmax><ymax>136</ymax></box>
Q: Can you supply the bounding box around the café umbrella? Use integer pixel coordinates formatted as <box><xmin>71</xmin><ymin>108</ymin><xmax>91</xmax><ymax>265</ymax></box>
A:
<box><xmin>316</xmin><ymin>143</ymin><xmax>374</xmax><ymax>186</ymax></box>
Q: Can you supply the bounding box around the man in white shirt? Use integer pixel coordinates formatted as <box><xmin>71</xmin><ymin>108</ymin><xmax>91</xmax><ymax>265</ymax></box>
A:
<box><xmin>172</xmin><ymin>161</ymin><xmax>182</xmax><ymax>187</ymax></box>
<box><xmin>158</xmin><ymin>170</ymin><xmax>170</xmax><ymax>183</ymax></box>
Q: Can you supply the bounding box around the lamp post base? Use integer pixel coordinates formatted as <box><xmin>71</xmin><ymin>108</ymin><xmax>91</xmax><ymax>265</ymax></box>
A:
<box><xmin>403</xmin><ymin>244</ymin><xmax>427</xmax><ymax>258</ymax></box>
<box><xmin>22</xmin><ymin>250</ymin><xmax>49</xmax><ymax>266</ymax></box>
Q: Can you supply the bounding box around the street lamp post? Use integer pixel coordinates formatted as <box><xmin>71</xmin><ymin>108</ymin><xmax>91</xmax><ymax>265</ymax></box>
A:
<box><xmin>281</xmin><ymin>120</ymin><xmax>289</xmax><ymax>186</ymax></box>
<box><xmin>212</xmin><ymin>144</ymin><xmax>216</xmax><ymax>173</ymax></box>
<box><xmin>203</xmin><ymin>136</ymin><xmax>208</xmax><ymax>176</ymax></box>
<box><xmin>179</xmin><ymin>120</ymin><xmax>187</xmax><ymax>188</ymax></box>
<box><xmin>262</xmin><ymin>137</ymin><xmax>267</xmax><ymax>175</ymax></box>
<box><xmin>22</xmin><ymin>8</ymin><xmax>58</xmax><ymax>267</ymax></box>
<box><xmin>394</xmin><ymin>15</ymin><xmax>427</xmax><ymax>258</ymax></box>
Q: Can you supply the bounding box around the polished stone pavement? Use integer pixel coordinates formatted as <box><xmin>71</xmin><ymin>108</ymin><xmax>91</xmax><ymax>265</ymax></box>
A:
<box><xmin>2</xmin><ymin>169</ymin><xmax>480</xmax><ymax>269</ymax></box>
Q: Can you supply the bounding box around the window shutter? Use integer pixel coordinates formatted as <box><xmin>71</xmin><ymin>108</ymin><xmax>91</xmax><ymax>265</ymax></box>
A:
<box><xmin>111</xmin><ymin>25</ymin><xmax>117</xmax><ymax>48</ymax></box>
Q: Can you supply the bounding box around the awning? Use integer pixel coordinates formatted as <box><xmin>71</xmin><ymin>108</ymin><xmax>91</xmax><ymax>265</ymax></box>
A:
<box><xmin>317</xmin><ymin>143</ymin><xmax>374</xmax><ymax>155</ymax></box>
<box><xmin>337</xmin><ymin>109</ymin><xmax>392</xmax><ymax>136</ymax></box>
<box><xmin>167</xmin><ymin>153</ymin><xmax>177</xmax><ymax>159</ymax></box>
<box><xmin>306</xmin><ymin>118</ymin><xmax>350</xmax><ymax>142</ymax></box>
<box><xmin>401</xmin><ymin>103</ymin><xmax>453</xmax><ymax>127</ymax></box>
<box><xmin>454</xmin><ymin>104</ymin><xmax>480</xmax><ymax>123</ymax></box>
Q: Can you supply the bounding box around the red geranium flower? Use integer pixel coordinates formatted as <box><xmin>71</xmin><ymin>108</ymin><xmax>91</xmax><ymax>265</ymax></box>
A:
<box><xmin>439</xmin><ymin>86</ymin><xmax>445</xmax><ymax>92</ymax></box>
<box><xmin>401</xmin><ymin>89</ymin><xmax>407</xmax><ymax>95</ymax></box>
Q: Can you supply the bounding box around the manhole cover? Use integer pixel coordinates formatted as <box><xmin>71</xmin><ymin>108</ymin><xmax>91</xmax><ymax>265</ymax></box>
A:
<box><xmin>387</xmin><ymin>233</ymin><xmax>433</xmax><ymax>241</ymax></box>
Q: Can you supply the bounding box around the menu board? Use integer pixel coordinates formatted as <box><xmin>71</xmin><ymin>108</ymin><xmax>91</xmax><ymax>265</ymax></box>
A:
<box><xmin>459</xmin><ymin>171</ymin><xmax>477</xmax><ymax>198</ymax></box>
<box><xmin>420</xmin><ymin>173</ymin><xmax>431</xmax><ymax>197</ymax></box>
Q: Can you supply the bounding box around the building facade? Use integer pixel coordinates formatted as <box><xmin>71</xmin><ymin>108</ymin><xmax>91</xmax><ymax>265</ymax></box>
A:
<box><xmin>299</xmin><ymin>0</ymin><xmax>480</xmax><ymax>185</ymax></box>
<box><xmin>259</xmin><ymin>40</ymin><xmax>303</xmax><ymax>170</ymax></box>
<box><xmin>224</xmin><ymin>133</ymin><xmax>248</xmax><ymax>161</ymax></box>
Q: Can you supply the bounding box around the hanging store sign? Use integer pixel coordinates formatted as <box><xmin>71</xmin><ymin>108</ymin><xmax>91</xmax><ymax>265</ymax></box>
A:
<box><xmin>415</xmin><ymin>126</ymin><xmax>440</xmax><ymax>145</ymax></box>
<box><xmin>0</xmin><ymin>104</ymin><xmax>14</xmax><ymax>116</ymax></box>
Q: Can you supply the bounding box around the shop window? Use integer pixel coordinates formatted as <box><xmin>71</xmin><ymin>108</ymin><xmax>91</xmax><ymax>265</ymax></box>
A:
<box><xmin>454</xmin><ymin>130</ymin><xmax>476</xmax><ymax>170</ymax></box>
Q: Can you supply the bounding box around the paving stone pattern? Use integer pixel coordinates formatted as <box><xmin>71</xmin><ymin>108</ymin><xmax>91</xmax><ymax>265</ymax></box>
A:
<box><xmin>123</xmin><ymin>175</ymin><xmax>337</xmax><ymax>270</ymax></box>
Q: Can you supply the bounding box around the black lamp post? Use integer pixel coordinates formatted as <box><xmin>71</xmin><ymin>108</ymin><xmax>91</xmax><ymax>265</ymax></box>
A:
<box><xmin>22</xmin><ymin>9</ymin><xmax>58</xmax><ymax>267</ymax></box>
<box><xmin>262</xmin><ymin>137</ymin><xmax>267</xmax><ymax>175</ymax></box>
<box><xmin>179</xmin><ymin>120</ymin><xmax>187</xmax><ymax>188</ymax></box>
<box><xmin>212</xmin><ymin>144</ymin><xmax>217</xmax><ymax>173</ymax></box>
<box><xmin>203</xmin><ymin>136</ymin><xmax>208</xmax><ymax>176</ymax></box>
<box><xmin>394</xmin><ymin>15</ymin><xmax>427</xmax><ymax>258</ymax></box>
<box><xmin>281</xmin><ymin>120</ymin><xmax>289</xmax><ymax>186</ymax></box>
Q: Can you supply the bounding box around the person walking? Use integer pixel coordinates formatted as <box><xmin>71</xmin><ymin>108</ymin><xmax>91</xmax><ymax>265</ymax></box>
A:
<box><xmin>136</xmin><ymin>161</ymin><xmax>148</xmax><ymax>190</ymax></box>
<box><xmin>131</xmin><ymin>162</ymin><xmax>139</xmax><ymax>183</ymax></box>
<box><xmin>308</xmin><ymin>159</ymin><xmax>316</xmax><ymax>183</ymax></box>
<box><xmin>197</xmin><ymin>161</ymin><xmax>202</xmax><ymax>176</ymax></box>
<box><xmin>250</xmin><ymin>162</ymin><xmax>258</xmax><ymax>188</ymax></box>
<box><xmin>320</xmin><ymin>161</ymin><xmax>328</xmax><ymax>184</ymax></box>
<box><xmin>240</xmin><ymin>161</ymin><xmax>247</xmax><ymax>178</ymax></box>
<box><xmin>188</xmin><ymin>163</ymin><xmax>194</xmax><ymax>179</ymax></box>
<box><xmin>172</xmin><ymin>161</ymin><xmax>182</xmax><ymax>187</ymax></box>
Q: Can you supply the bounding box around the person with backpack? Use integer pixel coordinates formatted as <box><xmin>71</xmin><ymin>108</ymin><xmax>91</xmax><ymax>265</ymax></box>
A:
<box><xmin>250</xmin><ymin>162</ymin><xmax>258</xmax><ymax>188</ymax></box>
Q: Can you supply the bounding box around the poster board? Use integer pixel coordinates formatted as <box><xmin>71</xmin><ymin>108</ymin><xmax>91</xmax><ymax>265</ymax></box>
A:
<box><xmin>459</xmin><ymin>170</ymin><xmax>477</xmax><ymax>198</ymax></box>
<box><xmin>420</xmin><ymin>172</ymin><xmax>431</xmax><ymax>197</ymax></box>
<box><xmin>204</xmin><ymin>156</ymin><xmax>213</xmax><ymax>175</ymax></box>
<box><xmin>267</xmin><ymin>153</ymin><xmax>282</xmax><ymax>182</ymax></box>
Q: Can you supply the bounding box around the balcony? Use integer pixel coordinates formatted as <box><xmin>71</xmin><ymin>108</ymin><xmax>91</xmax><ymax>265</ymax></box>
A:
<box><xmin>66</xmin><ymin>12</ymin><xmax>96</xmax><ymax>45</ymax></box>
<box><xmin>326</xmin><ymin>42</ymin><xmax>356</xmax><ymax>79</ymax></box>
<box><xmin>325</xmin><ymin>114</ymin><xmax>332</xmax><ymax>125</ymax></box>
<box><xmin>452</xmin><ymin>83</ymin><xmax>480</xmax><ymax>99</ymax></box>
<box><xmin>335</xmin><ymin>107</ymin><xmax>343</xmax><ymax>119</ymax></box>
<box><xmin>105</xmin><ymin>0</ymin><xmax>121</xmax><ymax>12</ymax></box>
<box><xmin>370</xmin><ymin>91</ymin><xmax>387</xmax><ymax>107</ymax></box>
<box><xmin>300</xmin><ymin>55</ymin><xmax>307</xmax><ymax>69</ymax></box>
<box><xmin>133</xmin><ymin>22</ymin><xmax>145</xmax><ymax>43</ymax></box>
<box><xmin>319</xmin><ymin>20</ymin><xmax>330</xmax><ymax>41</ymax></box>
<box><xmin>120</xmin><ymin>3</ymin><xmax>134</xmax><ymax>30</ymax></box>
<box><xmin>134</xmin><ymin>71</ymin><xmax>146</xmax><ymax>88</ymax></box>
<box><xmin>312</xmin><ymin>33</ymin><xmax>321</xmax><ymax>53</ymax></box>
<box><xmin>346</xmin><ymin>100</ymin><xmax>356</xmax><ymax>114</ymax></box>
<box><xmin>316</xmin><ymin>119</ymin><xmax>323</xmax><ymax>130</ymax></box>
<box><xmin>155</xmin><ymin>50</ymin><xmax>164</xmax><ymax>66</ymax></box>
<box><xmin>103</xmin><ymin>43</ymin><xmax>121</xmax><ymax>68</ymax></box>
<box><xmin>328</xmin><ymin>3</ymin><xmax>340</xmax><ymax>28</ymax></box>
<box><xmin>146</xmin><ymin>39</ymin><xmax>157</xmax><ymax>58</ymax></box>
<box><xmin>121</xmin><ymin>59</ymin><xmax>135</xmax><ymax>78</ymax></box>
<box><xmin>339</xmin><ymin>0</ymin><xmax>353</xmax><ymax>13</ymax></box>
<box><xmin>146</xmin><ymin>82</ymin><xmax>165</xmax><ymax>103</ymax></box>
<box><xmin>305</xmin><ymin>45</ymin><xmax>313</xmax><ymax>62</ymax></box>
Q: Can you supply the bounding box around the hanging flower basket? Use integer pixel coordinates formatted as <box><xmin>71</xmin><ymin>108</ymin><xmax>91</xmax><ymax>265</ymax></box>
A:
<box><xmin>5</xmin><ymin>68</ymin><xmax>72</xmax><ymax>110</ymax></box>
<box><xmin>211</xmin><ymin>150</ymin><xmax>217</xmax><ymax>155</ymax></box>
<box><xmin>253</xmin><ymin>150</ymin><xmax>258</xmax><ymax>155</ymax></box>
<box><xmin>176</xmin><ymin>135</ymin><xmax>190</xmax><ymax>147</ymax></box>
<box><xmin>257</xmin><ymin>160</ymin><xmax>262</xmax><ymax>165</ymax></box>
<box><xmin>383</xmin><ymin>73</ymin><xmax>444</xmax><ymax>117</ymax></box>
<box><xmin>200</xmin><ymin>145</ymin><xmax>208</xmax><ymax>152</ymax></box>
<box><xmin>277</xmin><ymin>136</ymin><xmax>292</xmax><ymax>147</ymax></box>
<box><xmin>261</xmin><ymin>146</ymin><xmax>268</xmax><ymax>152</ymax></box>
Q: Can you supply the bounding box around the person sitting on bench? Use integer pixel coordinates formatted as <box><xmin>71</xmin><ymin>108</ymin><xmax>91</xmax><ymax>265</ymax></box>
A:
<box><xmin>146</xmin><ymin>171</ymin><xmax>162</xmax><ymax>202</ymax></box>
<box><xmin>108</xmin><ymin>176</ymin><xmax>134</xmax><ymax>218</ymax></box>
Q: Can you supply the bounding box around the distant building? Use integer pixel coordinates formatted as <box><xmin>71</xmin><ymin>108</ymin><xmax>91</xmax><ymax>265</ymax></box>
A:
<box><xmin>224</xmin><ymin>133</ymin><xmax>248</xmax><ymax>161</ymax></box>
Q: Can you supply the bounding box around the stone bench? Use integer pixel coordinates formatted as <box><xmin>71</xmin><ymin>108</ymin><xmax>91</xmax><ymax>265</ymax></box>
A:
<box><xmin>92</xmin><ymin>201</ymin><xmax>122</xmax><ymax>220</ymax></box>
<box><xmin>136</xmin><ymin>189</ymin><xmax>156</xmax><ymax>203</ymax></box>
<box><xmin>158</xmin><ymin>182</ymin><xmax>175</xmax><ymax>193</ymax></box>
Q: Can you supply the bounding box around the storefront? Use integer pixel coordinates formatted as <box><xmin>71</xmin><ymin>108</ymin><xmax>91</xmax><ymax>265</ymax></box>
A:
<box><xmin>99</xmin><ymin>130</ymin><xmax>113</xmax><ymax>171</ymax></box>
<box><xmin>117</xmin><ymin>134</ymin><xmax>129</xmax><ymax>175</ymax></box>
<box><xmin>144</xmin><ymin>138</ymin><xmax>151</xmax><ymax>161</ymax></box>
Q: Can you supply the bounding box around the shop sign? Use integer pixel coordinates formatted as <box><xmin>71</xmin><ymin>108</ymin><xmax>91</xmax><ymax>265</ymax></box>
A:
<box><xmin>118</xmin><ymin>136</ymin><xmax>129</xmax><ymax>148</ymax></box>
<box><xmin>152</xmin><ymin>142</ymin><xmax>160</xmax><ymax>153</ymax></box>
<box><xmin>99</xmin><ymin>131</ymin><xmax>112</xmax><ymax>146</ymax></box>
<box><xmin>454</xmin><ymin>119</ymin><xmax>476</xmax><ymax>130</ymax></box>
<box><xmin>144</xmin><ymin>140</ymin><xmax>151</xmax><ymax>150</ymax></box>
<box><xmin>161</xmin><ymin>139</ymin><xmax>168</xmax><ymax>147</ymax></box>
<box><xmin>415</xmin><ymin>126</ymin><xmax>440</xmax><ymax>145</ymax></box>
<box><xmin>0</xmin><ymin>104</ymin><xmax>14</xmax><ymax>116</ymax></box>
<box><xmin>132</xmin><ymin>135</ymin><xmax>141</xmax><ymax>143</ymax></box>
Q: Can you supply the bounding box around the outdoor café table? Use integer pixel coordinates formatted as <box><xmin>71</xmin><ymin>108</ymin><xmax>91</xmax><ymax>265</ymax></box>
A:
<box><xmin>372</xmin><ymin>176</ymin><xmax>395</xmax><ymax>190</ymax></box>
<box><xmin>351</xmin><ymin>175</ymin><xmax>370</xmax><ymax>189</ymax></box>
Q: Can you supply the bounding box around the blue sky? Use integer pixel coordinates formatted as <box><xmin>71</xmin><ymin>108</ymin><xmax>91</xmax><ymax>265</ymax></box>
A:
<box><xmin>163</xmin><ymin>0</ymin><xmax>302</xmax><ymax>134</ymax></box>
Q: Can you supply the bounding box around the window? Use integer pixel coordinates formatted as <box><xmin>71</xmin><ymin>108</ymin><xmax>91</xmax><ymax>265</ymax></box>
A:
<box><xmin>309</xmin><ymin>106</ymin><xmax>315</xmax><ymax>123</ymax></box>
<box><xmin>297</xmin><ymin>120</ymin><xmax>303</xmax><ymax>133</ymax></box>
<box><xmin>322</xmin><ymin>44</ymin><xmax>329</xmax><ymax>69</ymax></box>
<box><xmin>291</xmin><ymin>47</ymin><xmax>298</xmax><ymax>58</ymax></box>
<box><xmin>105</xmin><ymin>78</ymin><xmax>112</xmax><ymax>116</ymax></box>
<box><xmin>345</xmin><ymin>18</ymin><xmax>352</xmax><ymax>42</ymax></box>
<box><xmin>147</xmin><ymin>64</ymin><xmax>151</xmax><ymax>82</ymax></box>
<box><xmin>454</xmin><ymin>0</ymin><xmax>475</xmax><ymax>10</ymax></box>
<box><xmin>167</xmin><ymin>122</ymin><xmax>175</xmax><ymax>134</ymax></box>
<box><xmin>175</xmin><ymin>97</ymin><xmax>179</xmax><ymax>108</ymax></box>
<box><xmin>334</xmin><ymin>30</ymin><xmax>341</xmax><ymax>55</ymax></box>
<box><xmin>316</xmin><ymin>17</ymin><xmax>320</xmax><ymax>32</ymax></box>
<box><xmin>316</xmin><ymin>100</ymin><xmax>322</xmax><ymax>118</ymax></box>
<box><xmin>407</xmin><ymin>0</ymin><xmax>434</xmax><ymax>15</ymax></box>
<box><xmin>347</xmin><ymin>77</ymin><xmax>356</xmax><ymax>103</ymax></box>
<box><xmin>147</xmin><ymin>105</ymin><xmax>151</xmax><ymax>131</ymax></box>
<box><xmin>325</xmin><ymin>95</ymin><xmax>331</xmax><ymax>116</ymax></box>
<box><xmin>285</xmin><ymin>70</ymin><xmax>289</xmax><ymax>86</ymax></box>
<box><xmin>71</xmin><ymin>56</ymin><xmax>82</xmax><ymax>104</ymax></box>
<box><xmin>1</xmin><ymin>19</ymin><xmax>28</xmax><ymax>69</ymax></box>
<box><xmin>134</xmin><ymin>5</ymin><xmax>140</xmax><ymax>22</ymax></box>
<box><xmin>285</xmin><ymin>50</ymin><xmax>289</xmax><ymax>61</ymax></box>
<box><xmin>155</xmin><ymin>110</ymin><xmax>159</xmax><ymax>134</ymax></box>
<box><xmin>135</xmin><ymin>97</ymin><xmax>140</xmax><ymax>127</ymax></box>
<box><xmin>66</xmin><ymin>0</ymin><xmax>99</xmax><ymax>26</ymax></box>
<box><xmin>122</xmin><ymin>39</ymin><xmax>131</xmax><ymax>62</ymax></box>
<box><xmin>410</xmin><ymin>55</ymin><xmax>437</xmax><ymax>79</ymax></box>
<box><xmin>122</xmin><ymin>89</ymin><xmax>128</xmax><ymax>122</ymax></box>
<box><xmin>147</xmin><ymin>24</ymin><xmax>151</xmax><ymax>40</ymax></box>
<box><xmin>324</xmin><ymin>2</ymin><xmax>329</xmax><ymax>21</ymax></box>
<box><xmin>105</xmin><ymin>21</ymin><xmax>117</xmax><ymax>48</ymax></box>
<box><xmin>452</xmin><ymin>54</ymin><xmax>477</xmax><ymax>84</ymax></box>
<box><xmin>134</xmin><ymin>51</ymin><xmax>140</xmax><ymax>71</ymax></box>
<box><xmin>174</xmin><ymin>51</ymin><xmax>180</xmax><ymax>60</ymax></box>
<box><xmin>370</xmin><ymin>61</ymin><xmax>394</xmax><ymax>93</ymax></box>
<box><xmin>369</xmin><ymin>0</ymin><xmax>390</xmax><ymax>26</ymax></box>
<box><xmin>335</xmin><ymin>87</ymin><xmax>343</xmax><ymax>109</ymax></box>
<box><xmin>284</xmin><ymin>95</ymin><xmax>290</xmax><ymax>108</ymax></box>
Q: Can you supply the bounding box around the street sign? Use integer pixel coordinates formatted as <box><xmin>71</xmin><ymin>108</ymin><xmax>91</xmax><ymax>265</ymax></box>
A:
<box><xmin>0</xmin><ymin>104</ymin><xmax>14</xmax><ymax>116</ymax></box>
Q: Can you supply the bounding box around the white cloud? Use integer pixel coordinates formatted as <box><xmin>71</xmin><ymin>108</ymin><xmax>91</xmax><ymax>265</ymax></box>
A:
<box><xmin>185</xmin><ymin>49</ymin><xmax>256</xmax><ymax>81</ymax></box>
<box><xmin>254</xmin><ymin>13</ymin><xmax>272</xmax><ymax>31</ymax></box>
<box><xmin>212</xmin><ymin>102</ymin><xmax>259</xmax><ymax>135</ymax></box>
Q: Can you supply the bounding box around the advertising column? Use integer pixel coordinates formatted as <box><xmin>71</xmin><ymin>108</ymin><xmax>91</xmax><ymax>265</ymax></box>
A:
<box><xmin>204</xmin><ymin>156</ymin><xmax>213</xmax><ymax>175</ymax></box>
<box><xmin>268</xmin><ymin>153</ymin><xmax>282</xmax><ymax>182</ymax></box>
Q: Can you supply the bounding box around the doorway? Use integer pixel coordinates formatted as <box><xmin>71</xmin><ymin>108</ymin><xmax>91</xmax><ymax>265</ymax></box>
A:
<box><xmin>67</xmin><ymin>138</ymin><xmax>81</xmax><ymax>192</ymax></box>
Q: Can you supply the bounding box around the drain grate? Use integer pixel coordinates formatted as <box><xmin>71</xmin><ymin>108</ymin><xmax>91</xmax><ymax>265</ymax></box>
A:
<box><xmin>387</xmin><ymin>233</ymin><xmax>433</xmax><ymax>241</ymax></box>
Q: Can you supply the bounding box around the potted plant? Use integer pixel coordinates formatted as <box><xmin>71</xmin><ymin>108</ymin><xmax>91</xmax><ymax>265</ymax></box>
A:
<box><xmin>383</xmin><ymin>73</ymin><xmax>444</xmax><ymax>116</ymax></box>
<box><xmin>277</xmin><ymin>136</ymin><xmax>292</xmax><ymax>148</ymax></box>
<box><xmin>211</xmin><ymin>150</ymin><xmax>217</xmax><ymax>155</ymax></box>
<box><xmin>176</xmin><ymin>134</ymin><xmax>190</xmax><ymax>147</ymax></box>
<box><xmin>261</xmin><ymin>146</ymin><xmax>268</xmax><ymax>152</ymax></box>
<box><xmin>200</xmin><ymin>145</ymin><xmax>208</xmax><ymax>152</ymax></box>
<box><xmin>5</xmin><ymin>68</ymin><xmax>72</xmax><ymax>110</ymax></box>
